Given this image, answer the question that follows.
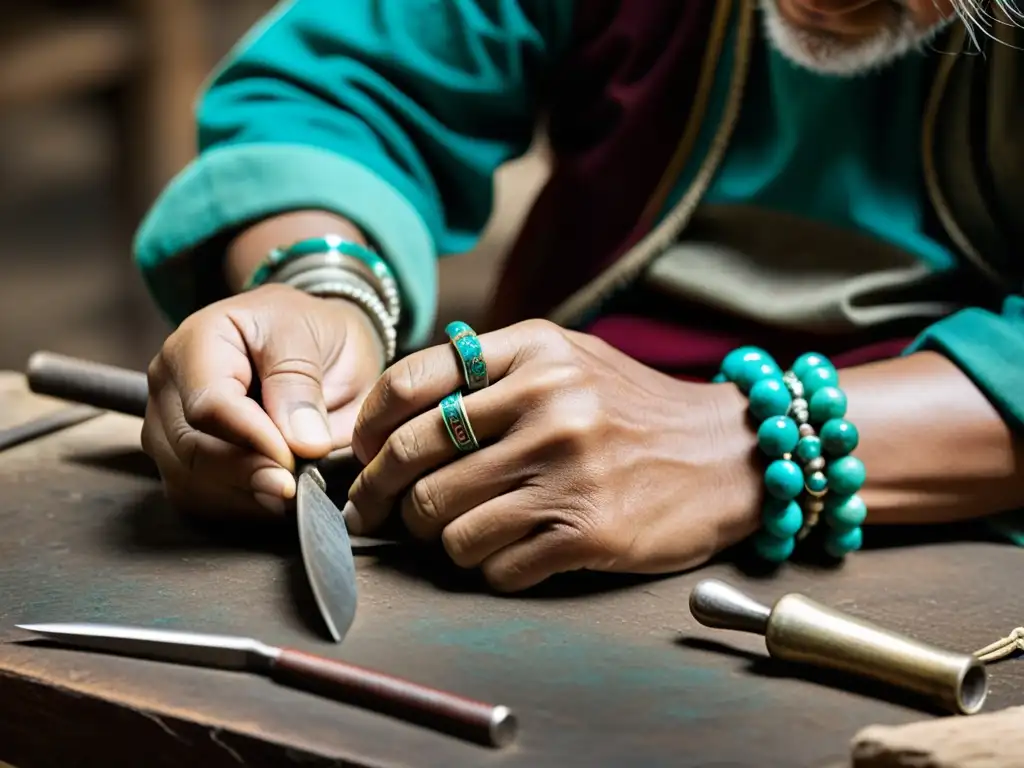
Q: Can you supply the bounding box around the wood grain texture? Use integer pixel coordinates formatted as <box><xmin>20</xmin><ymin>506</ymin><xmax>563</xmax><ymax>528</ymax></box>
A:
<box><xmin>852</xmin><ymin>706</ymin><xmax>1024</xmax><ymax>767</ymax></box>
<box><xmin>0</xmin><ymin>372</ymin><xmax>1022</xmax><ymax>767</ymax></box>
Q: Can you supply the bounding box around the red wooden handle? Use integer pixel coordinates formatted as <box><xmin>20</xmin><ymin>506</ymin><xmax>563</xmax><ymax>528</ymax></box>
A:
<box><xmin>271</xmin><ymin>649</ymin><xmax>517</xmax><ymax>748</ymax></box>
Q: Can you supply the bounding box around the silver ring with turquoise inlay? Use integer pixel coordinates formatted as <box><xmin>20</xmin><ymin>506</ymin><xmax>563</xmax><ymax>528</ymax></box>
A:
<box><xmin>439</xmin><ymin>391</ymin><xmax>479</xmax><ymax>453</ymax></box>
<box><xmin>446</xmin><ymin>321</ymin><xmax>489</xmax><ymax>392</ymax></box>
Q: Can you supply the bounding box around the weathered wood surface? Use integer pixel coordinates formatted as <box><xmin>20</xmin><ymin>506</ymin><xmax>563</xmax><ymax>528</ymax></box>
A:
<box><xmin>0</xmin><ymin>371</ymin><xmax>1022</xmax><ymax>768</ymax></box>
<box><xmin>852</xmin><ymin>706</ymin><xmax>1024</xmax><ymax>767</ymax></box>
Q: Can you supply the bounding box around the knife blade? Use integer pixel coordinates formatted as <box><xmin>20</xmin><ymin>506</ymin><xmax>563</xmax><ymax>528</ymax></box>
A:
<box><xmin>296</xmin><ymin>465</ymin><xmax>356</xmax><ymax>642</ymax></box>
<box><xmin>17</xmin><ymin>622</ymin><xmax>517</xmax><ymax>748</ymax></box>
<box><xmin>25</xmin><ymin>351</ymin><xmax>388</xmax><ymax>642</ymax></box>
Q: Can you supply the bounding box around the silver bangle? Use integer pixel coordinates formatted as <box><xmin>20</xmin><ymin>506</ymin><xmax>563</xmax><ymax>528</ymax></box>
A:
<box><xmin>267</xmin><ymin>250</ymin><xmax>401</xmax><ymax>326</ymax></box>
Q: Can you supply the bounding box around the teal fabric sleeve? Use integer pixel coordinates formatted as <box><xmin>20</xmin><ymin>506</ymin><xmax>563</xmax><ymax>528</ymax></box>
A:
<box><xmin>133</xmin><ymin>0</ymin><xmax>574</xmax><ymax>347</ymax></box>
<box><xmin>906</xmin><ymin>296</ymin><xmax>1024</xmax><ymax>543</ymax></box>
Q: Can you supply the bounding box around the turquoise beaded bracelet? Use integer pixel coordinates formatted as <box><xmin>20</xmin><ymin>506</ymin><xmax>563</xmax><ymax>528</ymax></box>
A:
<box><xmin>715</xmin><ymin>348</ymin><xmax>867</xmax><ymax>563</ymax></box>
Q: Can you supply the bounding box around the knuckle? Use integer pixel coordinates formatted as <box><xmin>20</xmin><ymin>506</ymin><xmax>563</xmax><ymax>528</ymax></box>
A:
<box><xmin>542</xmin><ymin>395</ymin><xmax>604</xmax><ymax>452</ymax></box>
<box><xmin>408</xmin><ymin>476</ymin><xmax>444</xmax><ymax>524</ymax></box>
<box><xmin>520</xmin><ymin>363</ymin><xmax>583</xmax><ymax>405</ymax></box>
<box><xmin>146</xmin><ymin>354</ymin><xmax>168</xmax><ymax>392</ymax></box>
<box><xmin>383</xmin><ymin>426</ymin><xmax>421</xmax><ymax>468</ymax></box>
<box><xmin>379</xmin><ymin>359</ymin><xmax>420</xmax><ymax>410</ymax></box>
<box><xmin>481</xmin><ymin>561</ymin><xmax>522</xmax><ymax>593</ymax></box>
<box><xmin>520</xmin><ymin>319</ymin><xmax>575</xmax><ymax>359</ymax></box>
<box><xmin>179</xmin><ymin>386</ymin><xmax>221</xmax><ymax>430</ymax></box>
<box><xmin>441</xmin><ymin>526</ymin><xmax>475</xmax><ymax>568</ymax></box>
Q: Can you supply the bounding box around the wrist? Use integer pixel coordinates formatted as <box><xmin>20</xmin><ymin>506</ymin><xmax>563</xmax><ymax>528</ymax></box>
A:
<box><xmin>702</xmin><ymin>381</ymin><xmax>764</xmax><ymax>544</ymax></box>
<box><xmin>224</xmin><ymin>211</ymin><xmax>368</xmax><ymax>294</ymax></box>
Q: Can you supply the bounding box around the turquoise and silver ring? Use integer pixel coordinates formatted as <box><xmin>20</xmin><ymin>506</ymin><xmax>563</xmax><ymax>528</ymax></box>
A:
<box><xmin>446</xmin><ymin>321</ymin><xmax>489</xmax><ymax>391</ymax></box>
<box><xmin>439</xmin><ymin>391</ymin><xmax>479</xmax><ymax>453</ymax></box>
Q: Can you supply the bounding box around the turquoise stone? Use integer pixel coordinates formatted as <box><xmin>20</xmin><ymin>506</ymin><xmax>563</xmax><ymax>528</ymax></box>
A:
<box><xmin>734</xmin><ymin>362</ymin><xmax>782</xmax><ymax>395</ymax></box>
<box><xmin>756</xmin><ymin>416</ymin><xmax>799</xmax><ymax>457</ymax></box>
<box><xmin>794</xmin><ymin>435</ymin><xmax>822</xmax><ymax>462</ymax></box>
<box><xmin>762</xmin><ymin>499</ymin><xmax>803</xmax><ymax>539</ymax></box>
<box><xmin>820</xmin><ymin>418</ymin><xmax>859</xmax><ymax>456</ymax></box>
<box><xmin>826</xmin><ymin>455</ymin><xmax>866</xmax><ymax>496</ymax></box>
<box><xmin>808</xmin><ymin>386</ymin><xmax>847</xmax><ymax>424</ymax></box>
<box><xmin>824</xmin><ymin>494</ymin><xmax>867</xmax><ymax>531</ymax></box>
<box><xmin>792</xmin><ymin>352</ymin><xmax>835</xmax><ymax>381</ymax></box>
<box><xmin>824</xmin><ymin>525</ymin><xmax>863</xmax><ymax>558</ymax></box>
<box><xmin>721</xmin><ymin>346</ymin><xmax>773</xmax><ymax>381</ymax></box>
<box><xmin>749</xmin><ymin>378</ymin><xmax>792</xmax><ymax>422</ymax></box>
<box><xmin>800</xmin><ymin>365</ymin><xmax>840</xmax><ymax>398</ymax></box>
<box><xmin>445</xmin><ymin>320</ymin><xmax>473</xmax><ymax>339</ymax></box>
<box><xmin>764</xmin><ymin>459</ymin><xmax>804</xmax><ymax>500</ymax></box>
<box><xmin>805</xmin><ymin>470</ymin><xmax>827</xmax><ymax>494</ymax></box>
<box><xmin>711</xmin><ymin>372</ymin><xmax>728</xmax><ymax>383</ymax></box>
<box><xmin>753</xmin><ymin>531</ymin><xmax>795</xmax><ymax>563</ymax></box>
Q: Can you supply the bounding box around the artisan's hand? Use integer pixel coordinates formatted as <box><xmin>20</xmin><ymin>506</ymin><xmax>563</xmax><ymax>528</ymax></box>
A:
<box><xmin>142</xmin><ymin>284</ymin><xmax>385</xmax><ymax>518</ymax></box>
<box><xmin>348</xmin><ymin>319</ymin><xmax>762</xmax><ymax>592</ymax></box>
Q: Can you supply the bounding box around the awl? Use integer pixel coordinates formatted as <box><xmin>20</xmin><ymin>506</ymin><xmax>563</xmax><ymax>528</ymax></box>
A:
<box><xmin>18</xmin><ymin>622</ymin><xmax>517</xmax><ymax>747</ymax></box>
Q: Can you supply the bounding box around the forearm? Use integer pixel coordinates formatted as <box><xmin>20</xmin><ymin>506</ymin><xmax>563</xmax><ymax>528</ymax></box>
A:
<box><xmin>224</xmin><ymin>211</ymin><xmax>368</xmax><ymax>293</ymax></box>
<box><xmin>840</xmin><ymin>351</ymin><xmax>1024</xmax><ymax>524</ymax></box>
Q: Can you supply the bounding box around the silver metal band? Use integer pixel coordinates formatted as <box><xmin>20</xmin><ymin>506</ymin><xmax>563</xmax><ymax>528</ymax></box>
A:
<box><xmin>267</xmin><ymin>251</ymin><xmax>401</xmax><ymax>326</ymax></box>
<box><xmin>281</xmin><ymin>268</ymin><xmax>397</xmax><ymax>363</ymax></box>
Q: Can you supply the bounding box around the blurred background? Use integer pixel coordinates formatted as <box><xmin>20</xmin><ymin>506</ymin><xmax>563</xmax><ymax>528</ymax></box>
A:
<box><xmin>0</xmin><ymin>0</ymin><xmax>547</xmax><ymax>373</ymax></box>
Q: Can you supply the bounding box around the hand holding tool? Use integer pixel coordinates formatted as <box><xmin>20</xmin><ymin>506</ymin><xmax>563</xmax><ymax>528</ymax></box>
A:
<box><xmin>18</xmin><ymin>622</ymin><xmax>517</xmax><ymax>748</ymax></box>
<box><xmin>25</xmin><ymin>350</ymin><xmax>377</xmax><ymax>643</ymax></box>
<box><xmin>689</xmin><ymin>579</ymin><xmax>988</xmax><ymax>715</ymax></box>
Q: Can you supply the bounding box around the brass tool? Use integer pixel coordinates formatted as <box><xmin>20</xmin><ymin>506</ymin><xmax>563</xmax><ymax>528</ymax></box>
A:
<box><xmin>689</xmin><ymin>579</ymin><xmax>988</xmax><ymax>715</ymax></box>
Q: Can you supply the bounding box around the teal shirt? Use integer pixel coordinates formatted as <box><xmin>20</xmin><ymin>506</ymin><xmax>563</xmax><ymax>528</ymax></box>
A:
<box><xmin>134</xmin><ymin>0</ymin><xmax>1024</xmax><ymax>482</ymax></box>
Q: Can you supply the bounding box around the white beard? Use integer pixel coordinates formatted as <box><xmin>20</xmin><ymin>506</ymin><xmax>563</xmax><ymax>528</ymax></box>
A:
<box><xmin>760</xmin><ymin>0</ymin><xmax>954</xmax><ymax>76</ymax></box>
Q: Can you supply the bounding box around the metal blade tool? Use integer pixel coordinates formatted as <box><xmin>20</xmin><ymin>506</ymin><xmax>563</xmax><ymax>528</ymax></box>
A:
<box><xmin>17</xmin><ymin>622</ymin><xmax>517</xmax><ymax>747</ymax></box>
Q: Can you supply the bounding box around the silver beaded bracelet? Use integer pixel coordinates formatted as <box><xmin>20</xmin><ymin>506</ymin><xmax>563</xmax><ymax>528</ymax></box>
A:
<box><xmin>781</xmin><ymin>370</ymin><xmax>826</xmax><ymax>538</ymax></box>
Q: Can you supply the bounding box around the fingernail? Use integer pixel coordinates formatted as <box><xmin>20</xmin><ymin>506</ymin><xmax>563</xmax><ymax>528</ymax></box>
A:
<box><xmin>251</xmin><ymin>467</ymin><xmax>297</xmax><ymax>499</ymax></box>
<box><xmin>290</xmin><ymin>406</ymin><xmax>332</xmax><ymax>446</ymax></box>
<box><xmin>342</xmin><ymin>500</ymin><xmax>365</xmax><ymax>534</ymax></box>
<box><xmin>254</xmin><ymin>492</ymin><xmax>287</xmax><ymax>514</ymax></box>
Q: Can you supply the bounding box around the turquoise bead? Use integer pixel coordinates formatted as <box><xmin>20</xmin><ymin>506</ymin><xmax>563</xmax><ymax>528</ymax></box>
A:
<box><xmin>805</xmin><ymin>471</ymin><xmax>827</xmax><ymax>494</ymax></box>
<box><xmin>711</xmin><ymin>372</ymin><xmax>728</xmax><ymax>383</ymax></box>
<box><xmin>721</xmin><ymin>347</ymin><xmax>773</xmax><ymax>381</ymax></box>
<box><xmin>794</xmin><ymin>435</ymin><xmax>822</xmax><ymax>462</ymax></box>
<box><xmin>762</xmin><ymin>499</ymin><xmax>803</xmax><ymax>539</ymax></box>
<box><xmin>808</xmin><ymin>386</ymin><xmax>847</xmax><ymax>424</ymax></box>
<box><xmin>824</xmin><ymin>526</ymin><xmax>863</xmax><ymax>558</ymax></box>
<box><xmin>820</xmin><ymin>418</ymin><xmax>859</xmax><ymax>456</ymax></box>
<box><xmin>765</xmin><ymin>459</ymin><xmax>804</xmax><ymax>500</ymax></box>
<box><xmin>827</xmin><ymin>455</ymin><xmax>866</xmax><ymax>496</ymax></box>
<box><xmin>792</xmin><ymin>352</ymin><xmax>835</xmax><ymax>380</ymax></box>
<box><xmin>757</xmin><ymin>417</ymin><xmax>799</xmax><ymax>458</ymax></box>
<box><xmin>753</xmin><ymin>531</ymin><xmax>795</xmax><ymax>563</ymax></box>
<box><xmin>735</xmin><ymin>362</ymin><xmax>782</xmax><ymax>395</ymax></box>
<box><xmin>749</xmin><ymin>378</ymin><xmax>792</xmax><ymax>422</ymax></box>
<box><xmin>800</xmin><ymin>365</ymin><xmax>840</xmax><ymax>398</ymax></box>
<box><xmin>824</xmin><ymin>494</ymin><xmax>867</xmax><ymax>531</ymax></box>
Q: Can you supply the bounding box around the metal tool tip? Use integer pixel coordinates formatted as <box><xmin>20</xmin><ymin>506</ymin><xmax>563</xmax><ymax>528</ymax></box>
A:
<box><xmin>689</xmin><ymin>579</ymin><xmax>772</xmax><ymax>636</ymax></box>
<box><xmin>488</xmin><ymin>706</ymin><xmax>518</xmax><ymax>748</ymax></box>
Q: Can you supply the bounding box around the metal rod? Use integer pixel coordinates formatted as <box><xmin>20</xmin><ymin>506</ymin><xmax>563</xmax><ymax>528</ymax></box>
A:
<box><xmin>0</xmin><ymin>406</ymin><xmax>102</xmax><ymax>452</ymax></box>
<box><xmin>26</xmin><ymin>351</ymin><xmax>148</xmax><ymax>418</ymax></box>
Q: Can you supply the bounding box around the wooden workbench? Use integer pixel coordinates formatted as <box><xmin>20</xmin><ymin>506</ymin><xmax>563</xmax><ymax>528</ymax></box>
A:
<box><xmin>0</xmin><ymin>372</ymin><xmax>1021</xmax><ymax>768</ymax></box>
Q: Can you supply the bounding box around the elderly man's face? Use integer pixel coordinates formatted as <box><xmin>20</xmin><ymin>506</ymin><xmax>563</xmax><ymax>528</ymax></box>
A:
<box><xmin>763</xmin><ymin>0</ymin><xmax>960</xmax><ymax>74</ymax></box>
